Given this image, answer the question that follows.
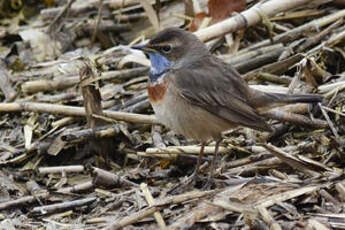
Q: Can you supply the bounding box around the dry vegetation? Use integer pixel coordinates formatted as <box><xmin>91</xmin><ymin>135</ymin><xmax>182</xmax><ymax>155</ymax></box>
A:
<box><xmin>0</xmin><ymin>0</ymin><xmax>345</xmax><ymax>229</ymax></box>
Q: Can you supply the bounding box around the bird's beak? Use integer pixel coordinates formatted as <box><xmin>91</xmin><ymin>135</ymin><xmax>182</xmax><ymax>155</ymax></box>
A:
<box><xmin>131</xmin><ymin>45</ymin><xmax>144</xmax><ymax>50</ymax></box>
<box><xmin>131</xmin><ymin>44</ymin><xmax>156</xmax><ymax>53</ymax></box>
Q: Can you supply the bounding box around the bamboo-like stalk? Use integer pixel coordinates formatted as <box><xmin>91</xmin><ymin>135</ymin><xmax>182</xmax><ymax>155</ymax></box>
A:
<box><xmin>21</xmin><ymin>67</ymin><xmax>148</xmax><ymax>94</ymax></box>
<box><xmin>0</xmin><ymin>102</ymin><xmax>158</xmax><ymax>124</ymax></box>
<box><xmin>195</xmin><ymin>0</ymin><xmax>321</xmax><ymax>42</ymax></box>
<box><xmin>245</xmin><ymin>8</ymin><xmax>345</xmax><ymax>51</ymax></box>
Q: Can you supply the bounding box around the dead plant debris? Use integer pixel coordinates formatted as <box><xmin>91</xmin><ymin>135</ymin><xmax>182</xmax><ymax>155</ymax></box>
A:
<box><xmin>0</xmin><ymin>0</ymin><xmax>345</xmax><ymax>229</ymax></box>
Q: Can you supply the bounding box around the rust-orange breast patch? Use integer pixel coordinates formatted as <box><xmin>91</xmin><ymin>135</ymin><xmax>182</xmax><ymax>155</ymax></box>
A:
<box><xmin>148</xmin><ymin>78</ymin><xmax>169</xmax><ymax>102</ymax></box>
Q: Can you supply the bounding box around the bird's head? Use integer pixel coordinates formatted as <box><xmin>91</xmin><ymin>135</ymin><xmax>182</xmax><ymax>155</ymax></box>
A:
<box><xmin>132</xmin><ymin>27</ymin><xmax>208</xmax><ymax>77</ymax></box>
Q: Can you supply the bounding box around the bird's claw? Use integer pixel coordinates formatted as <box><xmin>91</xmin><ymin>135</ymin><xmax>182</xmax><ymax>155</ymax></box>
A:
<box><xmin>169</xmin><ymin>171</ymin><xmax>200</xmax><ymax>194</ymax></box>
<box><xmin>202</xmin><ymin>175</ymin><xmax>216</xmax><ymax>190</ymax></box>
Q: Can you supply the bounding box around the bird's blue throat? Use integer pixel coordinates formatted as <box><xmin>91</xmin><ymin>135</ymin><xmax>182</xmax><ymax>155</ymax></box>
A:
<box><xmin>147</xmin><ymin>52</ymin><xmax>171</xmax><ymax>83</ymax></box>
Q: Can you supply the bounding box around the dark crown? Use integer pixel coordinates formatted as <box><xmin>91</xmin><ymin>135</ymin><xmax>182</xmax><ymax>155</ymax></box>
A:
<box><xmin>149</xmin><ymin>27</ymin><xmax>193</xmax><ymax>45</ymax></box>
<box><xmin>148</xmin><ymin>27</ymin><xmax>209</xmax><ymax>62</ymax></box>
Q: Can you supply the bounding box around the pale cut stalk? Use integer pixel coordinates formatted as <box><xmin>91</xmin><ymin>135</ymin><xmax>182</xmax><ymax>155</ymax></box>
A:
<box><xmin>195</xmin><ymin>0</ymin><xmax>340</xmax><ymax>42</ymax></box>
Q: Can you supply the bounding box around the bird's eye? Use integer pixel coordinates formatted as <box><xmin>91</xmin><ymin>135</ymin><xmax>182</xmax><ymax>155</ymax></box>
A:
<box><xmin>162</xmin><ymin>45</ymin><xmax>172</xmax><ymax>53</ymax></box>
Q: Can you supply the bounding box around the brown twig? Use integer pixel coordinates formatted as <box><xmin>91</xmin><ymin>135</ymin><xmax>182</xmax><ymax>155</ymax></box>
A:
<box><xmin>30</xmin><ymin>197</ymin><xmax>97</xmax><ymax>215</ymax></box>
<box><xmin>0</xmin><ymin>102</ymin><xmax>158</xmax><ymax>124</ymax></box>
<box><xmin>263</xmin><ymin>109</ymin><xmax>328</xmax><ymax>129</ymax></box>
<box><xmin>0</xmin><ymin>192</ymin><xmax>49</xmax><ymax>211</ymax></box>
<box><xmin>47</xmin><ymin>0</ymin><xmax>76</xmax><ymax>34</ymax></box>
<box><xmin>90</xmin><ymin>0</ymin><xmax>104</xmax><ymax>47</ymax></box>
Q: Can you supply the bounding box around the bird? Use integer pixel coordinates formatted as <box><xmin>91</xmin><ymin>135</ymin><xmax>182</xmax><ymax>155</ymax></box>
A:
<box><xmin>132</xmin><ymin>27</ymin><xmax>322</xmax><ymax>186</ymax></box>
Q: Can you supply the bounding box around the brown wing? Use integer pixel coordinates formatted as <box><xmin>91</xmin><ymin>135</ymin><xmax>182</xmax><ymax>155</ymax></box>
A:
<box><xmin>171</xmin><ymin>55</ymin><xmax>272</xmax><ymax>132</ymax></box>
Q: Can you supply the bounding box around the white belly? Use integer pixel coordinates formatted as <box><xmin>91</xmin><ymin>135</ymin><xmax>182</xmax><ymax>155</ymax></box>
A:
<box><xmin>150</xmin><ymin>86</ymin><xmax>236</xmax><ymax>142</ymax></box>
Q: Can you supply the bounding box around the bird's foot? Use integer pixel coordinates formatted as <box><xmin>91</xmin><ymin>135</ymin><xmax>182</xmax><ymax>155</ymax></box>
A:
<box><xmin>169</xmin><ymin>171</ymin><xmax>201</xmax><ymax>194</ymax></box>
<box><xmin>202</xmin><ymin>174</ymin><xmax>216</xmax><ymax>190</ymax></box>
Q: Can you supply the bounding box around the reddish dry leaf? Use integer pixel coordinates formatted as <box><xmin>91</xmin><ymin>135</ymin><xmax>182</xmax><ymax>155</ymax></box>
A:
<box><xmin>189</xmin><ymin>12</ymin><xmax>208</xmax><ymax>32</ymax></box>
<box><xmin>189</xmin><ymin>0</ymin><xmax>246</xmax><ymax>31</ymax></box>
<box><xmin>208</xmin><ymin>0</ymin><xmax>246</xmax><ymax>23</ymax></box>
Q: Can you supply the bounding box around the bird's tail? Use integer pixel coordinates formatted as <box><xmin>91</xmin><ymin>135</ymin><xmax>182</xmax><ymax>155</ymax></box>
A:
<box><xmin>251</xmin><ymin>91</ymin><xmax>322</xmax><ymax>112</ymax></box>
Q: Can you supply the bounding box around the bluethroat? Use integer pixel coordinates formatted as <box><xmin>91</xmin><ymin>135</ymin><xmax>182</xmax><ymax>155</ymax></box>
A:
<box><xmin>132</xmin><ymin>27</ymin><xmax>321</xmax><ymax>186</ymax></box>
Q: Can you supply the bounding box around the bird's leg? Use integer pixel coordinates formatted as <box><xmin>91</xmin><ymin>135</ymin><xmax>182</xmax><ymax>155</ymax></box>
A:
<box><xmin>190</xmin><ymin>141</ymin><xmax>206</xmax><ymax>178</ymax></box>
<box><xmin>194</xmin><ymin>142</ymin><xmax>206</xmax><ymax>174</ymax></box>
<box><xmin>169</xmin><ymin>142</ymin><xmax>206</xmax><ymax>194</ymax></box>
<box><xmin>205</xmin><ymin>138</ymin><xmax>222</xmax><ymax>188</ymax></box>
